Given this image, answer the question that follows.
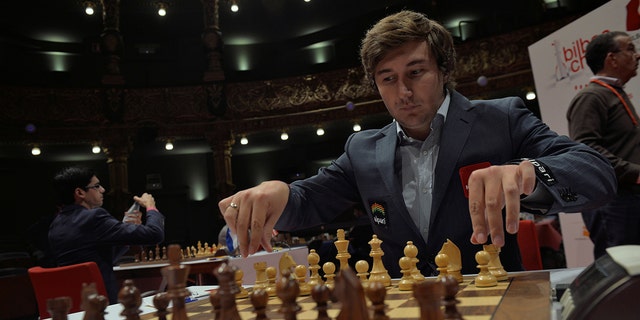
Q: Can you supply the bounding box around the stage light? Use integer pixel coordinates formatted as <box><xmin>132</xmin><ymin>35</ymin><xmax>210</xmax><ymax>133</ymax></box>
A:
<box><xmin>31</xmin><ymin>146</ymin><xmax>41</xmax><ymax>156</ymax></box>
<box><xmin>280</xmin><ymin>131</ymin><xmax>289</xmax><ymax>141</ymax></box>
<box><xmin>165</xmin><ymin>140</ymin><xmax>174</xmax><ymax>150</ymax></box>
<box><xmin>240</xmin><ymin>136</ymin><xmax>248</xmax><ymax>145</ymax></box>
<box><xmin>316</xmin><ymin>127</ymin><xmax>325</xmax><ymax>136</ymax></box>
<box><xmin>353</xmin><ymin>123</ymin><xmax>361</xmax><ymax>132</ymax></box>
<box><xmin>91</xmin><ymin>143</ymin><xmax>101</xmax><ymax>154</ymax></box>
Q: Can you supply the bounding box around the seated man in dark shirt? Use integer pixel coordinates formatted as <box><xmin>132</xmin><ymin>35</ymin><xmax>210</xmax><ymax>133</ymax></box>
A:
<box><xmin>48</xmin><ymin>166</ymin><xmax>165</xmax><ymax>304</ymax></box>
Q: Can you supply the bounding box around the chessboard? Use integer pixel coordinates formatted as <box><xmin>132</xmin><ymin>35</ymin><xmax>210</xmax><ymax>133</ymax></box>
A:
<box><xmin>118</xmin><ymin>242</ymin><xmax>222</xmax><ymax>267</ymax></box>
<box><xmin>141</xmin><ymin>272</ymin><xmax>550</xmax><ymax>320</ymax></box>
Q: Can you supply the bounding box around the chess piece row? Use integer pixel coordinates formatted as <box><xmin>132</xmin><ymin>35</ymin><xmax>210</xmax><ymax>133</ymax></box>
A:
<box><xmin>133</xmin><ymin>242</ymin><xmax>219</xmax><ymax>263</ymax></box>
<box><xmin>330</xmin><ymin>230</ymin><xmax>509</xmax><ymax>289</ymax></box>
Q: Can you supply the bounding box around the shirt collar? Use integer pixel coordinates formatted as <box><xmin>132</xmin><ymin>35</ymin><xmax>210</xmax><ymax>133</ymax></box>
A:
<box><xmin>396</xmin><ymin>90</ymin><xmax>450</xmax><ymax>142</ymax></box>
<box><xmin>591</xmin><ymin>76</ymin><xmax>623</xmax><ymax>88</ymax></box>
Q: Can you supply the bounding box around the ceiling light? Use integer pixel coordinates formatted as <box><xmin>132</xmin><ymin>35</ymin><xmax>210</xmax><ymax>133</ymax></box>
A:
<box><xmin>544</xmin><ymin>0</ymin><xmax>563</xmax><ymax>8</ymax></box>
<box><xmin>280</xmin><ymin>132</ymin><xmax>289</xmax><ymax>141</ymax></box>
<box><xmin>165</xmin><ymin>140</ymin><xmax>174</xmax><ymax>150</ymax></box>
<box><xmin>353</xmin><ymin>123</ymin><xmax>361</xmax><ymax>132</ymax></box>
<box><xmin>83</xmin><ymin>1</ymin><xmax>95</xmax><ymax>15</ymax></box>
<box><xmin>526</xmin><ymin>91</ymin><xmax>537</xmax><ymax>101</ymax></box>
<box><xmin>231</xmin><ymin>0</ymin><xmax>239</xmax><ymax>12</ymax></box>
<box><xmin>91</xmin><ymin>143</ymin><xmax>101</xmax><ymax>154</ymax></box>
<box><xmin>156</xmin><ymin>2</ymin><xmax>167</xmax><ymax>16</ymax></box>
<box><xmin>240</xmin><ymin>136</ymin><xmax>248</xmax><ymax>145</ymax></box>
<box><xmin>316</xmin><ymin>127</ymin><xmax>325</xmax><ymax>136</ymax></box>
<box><xmin>31</xmin><ymin>146</ymin><xmax>41</xmax><ymax>156</ymax></box>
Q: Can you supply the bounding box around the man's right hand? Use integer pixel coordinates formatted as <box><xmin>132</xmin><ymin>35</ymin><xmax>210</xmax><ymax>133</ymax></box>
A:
<box><xmin>218</xmin><ymin>180</ymin><xmax>290</xmax><ymax>257</ymax></box>
<box><xmin>468</xmin><ymin>161</ymin><xmax>536</xmax><ymax>247</ymax></box>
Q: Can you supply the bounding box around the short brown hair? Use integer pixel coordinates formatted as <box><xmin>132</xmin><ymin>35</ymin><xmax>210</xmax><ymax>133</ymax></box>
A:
<box><xmin>359</xmin><ymin>10</ymin><xmax>456</xmax><ymax>90</ymax></box>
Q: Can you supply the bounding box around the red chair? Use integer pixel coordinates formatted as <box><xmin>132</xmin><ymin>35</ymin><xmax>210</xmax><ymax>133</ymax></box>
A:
<box><xmin>517</xmin><ymin>219</ymin><xmax>544</xmax><ymax>270</ymax></box>
<box><xmin>28</xmin><ymin>261</ymin><xmax>108</xmax><ymax>319</ymax></box>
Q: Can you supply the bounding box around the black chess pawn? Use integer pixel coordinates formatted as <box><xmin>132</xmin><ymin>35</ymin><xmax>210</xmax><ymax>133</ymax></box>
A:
<box><xmin>311</xmin><ymin>284</ymin><xmax>332</xmax><ymax>320</ymax></box>
<box><xmin>118</xmin><ymin>279</ymin><xmax>142</xmax><ymax>320</ymax></box>
<box><xmin>366</xmin><ymin>281</ymin><xmax>389</xmax><ymax>320</ymax></box>
<box><xmin>413</xmin><ymin>280</ymin><xmax>445</xmax><ymax>320</ymax></box>
<box><xmin>250</xmin><ymin>288</ymin><xmax>269</xmax><ymax>320</ymax></box>
<box><xmin>440</xmin><ymin>275</ymin><xmax>463</xmax><ymax>320</ymax></box>
<box><xmin>153</xmin><ymin>292</ymin><xmax>170</xmax><ymax>320</ymax></box>
<box><xmin>276</xmin><ymin>269</ymin><xmax>301</xmax><ymax>320</ymax></box>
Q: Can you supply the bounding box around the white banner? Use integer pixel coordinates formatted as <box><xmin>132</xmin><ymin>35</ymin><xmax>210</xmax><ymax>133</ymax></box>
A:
<box><xmin>529</xmin><ymin>0</ymin><xmax>640</xmax><ymax>136</ymax></box>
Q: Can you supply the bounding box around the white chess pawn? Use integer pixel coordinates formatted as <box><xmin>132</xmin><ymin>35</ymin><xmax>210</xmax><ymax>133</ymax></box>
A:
<box><xmin>355</xmin><ymin>260</ymin><xmax>370</xmax><ymax>285</ymax></box>
<box><xmin>435</xmin><ymin>252</ymin><xmax>450</xmax><ymax>281</ymax></box>
<box><xmin>294</xmin><ymin>265</ymin><xmax>311</xmax><ymax>296</ymax></box>
<box><xmin>235</xmin><ymin>269</ymin><xmax>249</xmax><ymax>299</ymax></box>
<box><xmin>322</xmin><ymin>262</ymin><xmax>336</xmax><ymax>290</ymax></box>
<box><xmin>398</xmin><ymin>256</ymin><xmax>415</xmax><ymax>291</ymax></box>
<box><xmin>404</xmin><ymin>241</ymin><xmax>425</xmax><ymax>281</ymax></box>
<box><xmin>307</xmin><ymin>249</ymin><xmax>324</xmax><ymax>287</ymax></box>
<box><xmin>474</xmin><ymin>250</ymin><xmax>497</xmax><ymax>287</ymax></box>
<box><xmin>265</xmin><ymin>266</ymin><xmax>277</xmax><ymax>297</ymax></box>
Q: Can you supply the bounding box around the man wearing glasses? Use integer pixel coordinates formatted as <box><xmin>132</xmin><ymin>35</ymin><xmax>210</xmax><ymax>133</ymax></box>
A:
<box><xmin>48</xmin><ymin>166</ymin><xmax>165</xmax><ymax>304</ymax></box>
<box><xmin>567</xmin><ymin>31</ymin><xmax>640</xmax><ymax>260</ymax></box>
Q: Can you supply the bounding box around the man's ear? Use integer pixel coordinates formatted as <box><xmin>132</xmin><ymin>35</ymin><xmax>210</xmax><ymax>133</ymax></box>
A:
<box><xmin>74</xmin><ymin>187</ymin><xmax>85</xmax><ymax>199</ymax></box>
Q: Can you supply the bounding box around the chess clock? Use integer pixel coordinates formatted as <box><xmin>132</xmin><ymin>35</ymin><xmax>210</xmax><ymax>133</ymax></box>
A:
<box><xmin>559</xmin><ymin>245</ymin><xmax>640</xmax><ymax>320</ymax></box>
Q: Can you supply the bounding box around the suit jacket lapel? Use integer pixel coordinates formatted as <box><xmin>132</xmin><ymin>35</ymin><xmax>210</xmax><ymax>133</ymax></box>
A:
<box><xmin>375</xmin><ymin>124</ymin><xmax>400</xmax><ymax>194</ymax></box>
<box><xmin>430</xmin><ymin>91</ymin><xmax>477</xmax><ymax>225</ymax></box>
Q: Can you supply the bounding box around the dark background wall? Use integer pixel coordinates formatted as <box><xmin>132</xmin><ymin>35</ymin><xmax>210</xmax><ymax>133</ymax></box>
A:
<box><xmin>0</xmin><ymin>117</ymin><xmax>368</xmax><ymax>265</ymax></box>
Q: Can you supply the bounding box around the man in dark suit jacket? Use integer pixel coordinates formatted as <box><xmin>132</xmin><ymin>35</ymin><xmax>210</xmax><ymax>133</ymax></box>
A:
<box><xmin>218</xmin><ymin>10</ymin><xmax>617</xmax><ymax>277</ymax></box>
<box><xmin>48</xmin><ymin>166</ymin><xmax>165</xmax><ymax>304</ymax></box>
